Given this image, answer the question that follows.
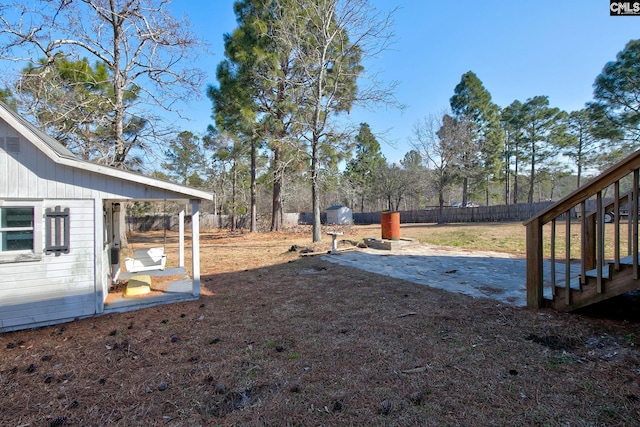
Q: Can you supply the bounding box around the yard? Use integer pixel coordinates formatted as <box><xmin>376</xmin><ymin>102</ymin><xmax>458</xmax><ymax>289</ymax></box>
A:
<box><xmin>1</xmin><ymin>223</ymin><xmax>640</xmax><ymax>426</ymax></box>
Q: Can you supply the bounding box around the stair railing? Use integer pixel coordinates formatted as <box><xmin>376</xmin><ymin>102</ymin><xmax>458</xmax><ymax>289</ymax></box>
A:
<box><xmin>524</xmin><ymin>150</ymin><xmax>640</xmax><ymax>308</ymax></box>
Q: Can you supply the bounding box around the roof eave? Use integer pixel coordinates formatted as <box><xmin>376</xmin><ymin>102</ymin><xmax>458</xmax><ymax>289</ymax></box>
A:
<box><xmin>0</xmin><ymin>102</ymin><xmax>213</xmax><ymax>201</ymax></box>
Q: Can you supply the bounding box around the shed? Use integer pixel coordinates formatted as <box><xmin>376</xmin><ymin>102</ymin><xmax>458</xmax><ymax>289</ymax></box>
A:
<box><xmin>0</xmin><ymin>101</ymin><xmax>212</xmax><ymax>332</ymax></box>
<box><xmin>325</xmin><ymin>205</ymin><xmax>353</xmax><ymax>225</ymax></box>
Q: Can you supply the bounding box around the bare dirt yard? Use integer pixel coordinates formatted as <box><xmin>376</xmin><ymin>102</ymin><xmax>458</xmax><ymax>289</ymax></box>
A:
<box><xmin>2</xmin><ymin>223</ymin><xmax>640</xmax><ymax>426</ymax></box>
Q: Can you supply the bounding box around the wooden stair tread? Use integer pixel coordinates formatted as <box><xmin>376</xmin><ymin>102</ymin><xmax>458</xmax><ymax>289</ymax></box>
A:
<box><xmin>619</xmin><ymin>255</ymin><xmax>640</xmax><ymax>266</ymax></box>
<box><xmin>552</xmin><ymin>277</ymin><xmax>581</xmax><ymax>291</ymax></box>
<box><xmin>549</xmin><ymin>263</ymin><xmax>640</xmax><ymax>311</ymax></box>
<box><xmin>584</xmin><ymin>264</ymin><xmax>611</xmax><ymax>280</ymax></box>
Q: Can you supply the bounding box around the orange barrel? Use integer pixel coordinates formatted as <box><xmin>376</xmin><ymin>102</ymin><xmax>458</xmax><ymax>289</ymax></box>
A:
<box><xmin>381</xmin><ymin>211</ymin><xmax>400</xmax><ymax>240</ymax></box>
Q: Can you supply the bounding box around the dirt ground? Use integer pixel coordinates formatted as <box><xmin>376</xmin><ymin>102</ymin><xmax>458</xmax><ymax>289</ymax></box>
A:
<box><xmin>1</xmin><ymin>225</ymin><xmax>640</xmax><ymax>426</ymax></box>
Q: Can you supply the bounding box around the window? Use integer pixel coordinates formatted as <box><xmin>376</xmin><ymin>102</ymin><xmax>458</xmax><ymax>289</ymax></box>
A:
<box><xmin>1</xmin><ymin>207</ymin><xmax>34</xmax><ymax>251</ymax></box>
<box><xmin>0</xmin><ymin>202</ymin><xmax>42</xmax><ymax>263</ymax></box>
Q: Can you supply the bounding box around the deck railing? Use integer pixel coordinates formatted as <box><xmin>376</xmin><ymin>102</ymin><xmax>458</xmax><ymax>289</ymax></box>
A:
<box><xmin>524</xmin><ymin>150</ymin><xmax>640</xmax><ymax>308</ymax></box>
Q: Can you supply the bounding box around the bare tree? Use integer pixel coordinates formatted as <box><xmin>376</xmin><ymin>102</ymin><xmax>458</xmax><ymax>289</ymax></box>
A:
<box><xmin>0</xmin><ymin>0</ymin><xmax>206</xmax><ymax>168</ymax></box>
<box><xmin>411</xmin><ymin>113</ymin><xmax>457</xmax><ymax>219</ymax></box>
<box><xmin>273</xmin><ymin>0</ymin><xmax>400</xmax><ymax>242</ymax></box>
<box><xmin>373</xmin><ymin>161</ymin><xmax>416</xmax><ymax>211</ymax></box>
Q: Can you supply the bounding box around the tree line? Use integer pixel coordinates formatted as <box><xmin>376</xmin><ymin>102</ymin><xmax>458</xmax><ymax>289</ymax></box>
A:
<box><xmin>0</xmin><ymin>1</ymin><xmax>638</xmax><ymax>241</ymax></box>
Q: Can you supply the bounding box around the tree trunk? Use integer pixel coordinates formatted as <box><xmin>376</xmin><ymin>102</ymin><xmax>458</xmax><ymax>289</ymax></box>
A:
<box><xmin>576</xmin><ymin>141</ymin><xmax>583</xmax><ymax>189</ymax></box>
<box><xmin>504</xmin><ymin>153</ymin><xmax>510</xmax><ymax>205</ymax></box>
<box><xmin>311</xmin><ymin>139</ymin><xmax>321</xmax><ymax>243</ymax></box>
<box><xmin>111</xmin><ymin>19</ymin><xmax>126</xmax><ymax>169</ymax></box>
<box><xmin>528</xmin><ymin>142</ymin><xmax>536</xmax><ymax>204</ymax></box>
<box><xmin>250</xmin><ymin>139</ymin><xmax>257</xmax><ymax>232</ymax></box>
<box><xmin>513</xmin><ymin>141</ymin><xmax>519</xmax><ymax>204</ymax></box>
<box><xmin>118</xmin><ymin>202</ymin><xmax>129</xmax><ymax>249</ymax></box>
<box><xmin>271</xmin><ymin>146</ymin><xmax>283</xmax><ymax>232</ymax></box>
<box><xmin>462</xmin><ymin>176</ymin><xmax>468</xmax><ymax>206</ymax></box>
<box><xmin>231</xmin><ymin>160</ymin><xmax>237</xmax><ymax>231</ymax></box>
<box><xmin>310</xmin><ymin>44</ymin><xmax>327</xmax><ymax>244</ymax></box>
<box><xmin>394</xmin><ymin>194</ymin><xmax>402</xmax><ymax>212</ymax></box>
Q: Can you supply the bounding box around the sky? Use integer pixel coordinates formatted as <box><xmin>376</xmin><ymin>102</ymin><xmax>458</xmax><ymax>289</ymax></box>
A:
<box><xmin>168</xmin><ymin>0</ymin><xmax>640</xmax><ymax>164</ymax></box>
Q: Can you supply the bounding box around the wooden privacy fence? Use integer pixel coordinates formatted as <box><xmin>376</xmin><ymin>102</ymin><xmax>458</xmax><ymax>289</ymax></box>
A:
<box><xmin>352</xmin><ymin>202</ymin><xmax>555</xmax><ymax>225</ymax></box>
<box><xmin>126</xmin><ymin>213</ymin><xmax>301</xmax><ymax>232</ymax></box>
<box><xmin>127</xmin><ymin>203</ymin><xmax>555</xmax><ymax>231</ymax></box>
<box><xmin>127</xmin><ymin>213</ymin><xmax>230</xmax><ymax>232</ymax></box>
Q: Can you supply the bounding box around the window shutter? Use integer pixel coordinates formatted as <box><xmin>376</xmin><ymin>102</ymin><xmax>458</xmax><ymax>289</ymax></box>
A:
<box><xmin>45</xmin><ymin>206</ymin><xmax>70</xmax><ymax>255</ymax></box>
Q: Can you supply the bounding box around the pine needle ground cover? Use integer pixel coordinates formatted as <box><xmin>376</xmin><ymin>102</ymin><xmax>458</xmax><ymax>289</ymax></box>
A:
<box><xmin>1</xmin><ymin>224</ymin><xmax>639</xmax><ymax>426</ymax></box>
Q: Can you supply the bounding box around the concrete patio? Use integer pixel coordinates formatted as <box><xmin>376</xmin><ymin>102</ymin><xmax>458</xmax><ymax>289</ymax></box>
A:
<box><xmin>323</xmin><ymin>243</ymin><xmax>581</xmax><ymax>306</ymax></box>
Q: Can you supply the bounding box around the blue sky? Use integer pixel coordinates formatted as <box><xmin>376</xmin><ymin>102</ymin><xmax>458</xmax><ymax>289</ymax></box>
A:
<box><xmin>169</xmin><ymin>0</ymin><xmax>640</xmax><ymax>164</ymax></box>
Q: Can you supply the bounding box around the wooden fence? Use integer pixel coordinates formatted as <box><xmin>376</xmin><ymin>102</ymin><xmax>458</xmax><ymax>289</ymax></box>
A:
<box><xmin>127</xmin><ymin>203</ymin><xmax>555</xmax><ymax>231</ymax></box>
<box><xmin>126</xmin><ymin>212</ymin><xmax>301</xmax><ymax>232</ymax></box>
<box><xmin>352</xmin><ymin>202</ymin><xmax>555</xmax><ymax>225</ymax></box>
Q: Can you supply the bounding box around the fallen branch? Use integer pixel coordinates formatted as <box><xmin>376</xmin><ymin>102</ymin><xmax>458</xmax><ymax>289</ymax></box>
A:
<box><xmin>401</xmin><ymin>365</ymin><xmax>429</xmax><ymax>374</ymax></box>
<box><xmin>397</xmin><ymin>312</ymin><xmax>417</xmax><ymax>318</ymax></box>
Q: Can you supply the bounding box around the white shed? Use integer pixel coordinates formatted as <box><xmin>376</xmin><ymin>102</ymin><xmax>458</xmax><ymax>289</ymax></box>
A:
<box><xmin>325</xmin><ymin>205</ymin><xmax>353</xmax><ymax>225</ymax></box>
<box><xmin>0</xmin><ymin>101</ymin><xmax>212</xmax><ymax>332</ymax></box>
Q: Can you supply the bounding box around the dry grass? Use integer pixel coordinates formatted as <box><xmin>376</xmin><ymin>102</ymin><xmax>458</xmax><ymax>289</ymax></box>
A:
<box><xmin>1</xmin><ymin>223</ymin><xmax>640</xmax><ymax>426</ymax></box>
<box><xmin>383</xmin><ymin>221</ymin><xmax>632</xmax><ymax>261</ymax></box>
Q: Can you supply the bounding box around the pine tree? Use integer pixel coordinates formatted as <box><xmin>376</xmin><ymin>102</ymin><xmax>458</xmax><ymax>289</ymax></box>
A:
<box><xmin>449</xmin><ymin>71</ymin><xmax>504</xmax><ymax>206</ymax></box>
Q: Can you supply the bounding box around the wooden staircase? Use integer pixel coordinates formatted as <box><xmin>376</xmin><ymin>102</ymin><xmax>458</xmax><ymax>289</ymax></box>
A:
<box><xmin>525</xmin><ymin>150</ymin><xmax>640</xmax><ymax>312</ymax></box>
<box><xmin>550</xmin><ymin>256</ymin><xmax>640</xmax><ymax>311</ymax></box>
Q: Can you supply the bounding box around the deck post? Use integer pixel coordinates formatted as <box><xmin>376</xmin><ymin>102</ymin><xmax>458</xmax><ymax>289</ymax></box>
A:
<box><xmin>526</xmin><ymin>218</ymin><xmax>544</xmax><ymax>308</ymax></box>
<box><xmin>585</xmin><ymin>214</ymin><xmax>596</xmax><ymax>271</ymax></box>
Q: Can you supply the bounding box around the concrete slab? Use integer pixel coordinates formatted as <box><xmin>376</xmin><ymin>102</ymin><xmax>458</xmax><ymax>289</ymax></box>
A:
<box><xmin>323</xmin><ymin>244</ymin><xmax>581</xmax><ymax>306</ymax></box>
<box><xmin>363</xmin><ymin>237</ymin><xmax>420</xmax><ymax>250</ymax></box>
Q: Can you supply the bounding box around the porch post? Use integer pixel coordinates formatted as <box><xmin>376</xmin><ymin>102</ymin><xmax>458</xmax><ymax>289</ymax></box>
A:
<box><xmin>179</xmin><ymin>210</ymin><xmax>185</xmax><ymax>268</ymax></box>
<box><xmin>190</xmin><ymin>199</ymin><xmax>201</xmax><ymax>297</ymax></box>
<box><xmin>95</xmin><ymin>198</ymin><xmax>105</xmax><ymax>314</ymax></box>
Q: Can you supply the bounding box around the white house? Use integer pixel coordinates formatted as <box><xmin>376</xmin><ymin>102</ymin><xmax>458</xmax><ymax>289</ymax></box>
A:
<box><xmin>325</xmin><ymin>205</ymin><xmax>353</xmax><ymax>225</ymax></box>
<box><xmin>0</xmin><ymin>101</ymin><xmax>212</xmax><ymax>332</ymax></box>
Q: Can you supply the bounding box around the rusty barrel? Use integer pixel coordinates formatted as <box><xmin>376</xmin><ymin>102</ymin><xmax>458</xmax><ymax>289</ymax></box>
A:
<box><xmin>381</xmin><ymin>211</ymin><xmax>400</xmax><ymax>240</ymax></box>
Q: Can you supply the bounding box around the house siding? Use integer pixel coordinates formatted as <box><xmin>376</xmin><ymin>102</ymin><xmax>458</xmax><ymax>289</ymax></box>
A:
<box><xmin>1</xmin><ymin>117</ymin><xmax>196</xmax><ymax>201</ymax></box>
<box><xmin>0</xmin><ymin>199</ymin><xmax>96</xmax><ymax>331</ymax></box>
<box><xmin>0</xmin><ymin>110</ymin><xmax>208</xmax><ymax>332</ymax></box>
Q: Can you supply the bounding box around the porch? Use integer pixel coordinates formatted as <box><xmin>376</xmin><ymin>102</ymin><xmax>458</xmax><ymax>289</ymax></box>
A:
<box><xmin>101</xmin><ymin>201</ymin><xmax>203</xmax><ymax>315</ymax></box>
<box><xmin>103</xmin><ymin>267</ymin><xmax>197</xmax><ymax>314</ymax></box>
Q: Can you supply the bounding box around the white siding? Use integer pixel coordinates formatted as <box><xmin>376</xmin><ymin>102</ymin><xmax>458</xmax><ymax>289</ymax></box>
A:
<box><xmin>0</xmin><ymin>114</ymin><xmax>207</xmax><ymax>331</ymax></box>
<box><xmin>0</xmin><ymin>141</ymin><xmax>6</xmax><ymax>196</ymax></box>
<box><xmin>0</xmin><ymin>119</ymin><xmax>193</xmax><ymax>201</ymax></box>
<box><xmin>0</xmin><ymin>199</ymin><xmax>96</xmax><ymax>331</ymax></box>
